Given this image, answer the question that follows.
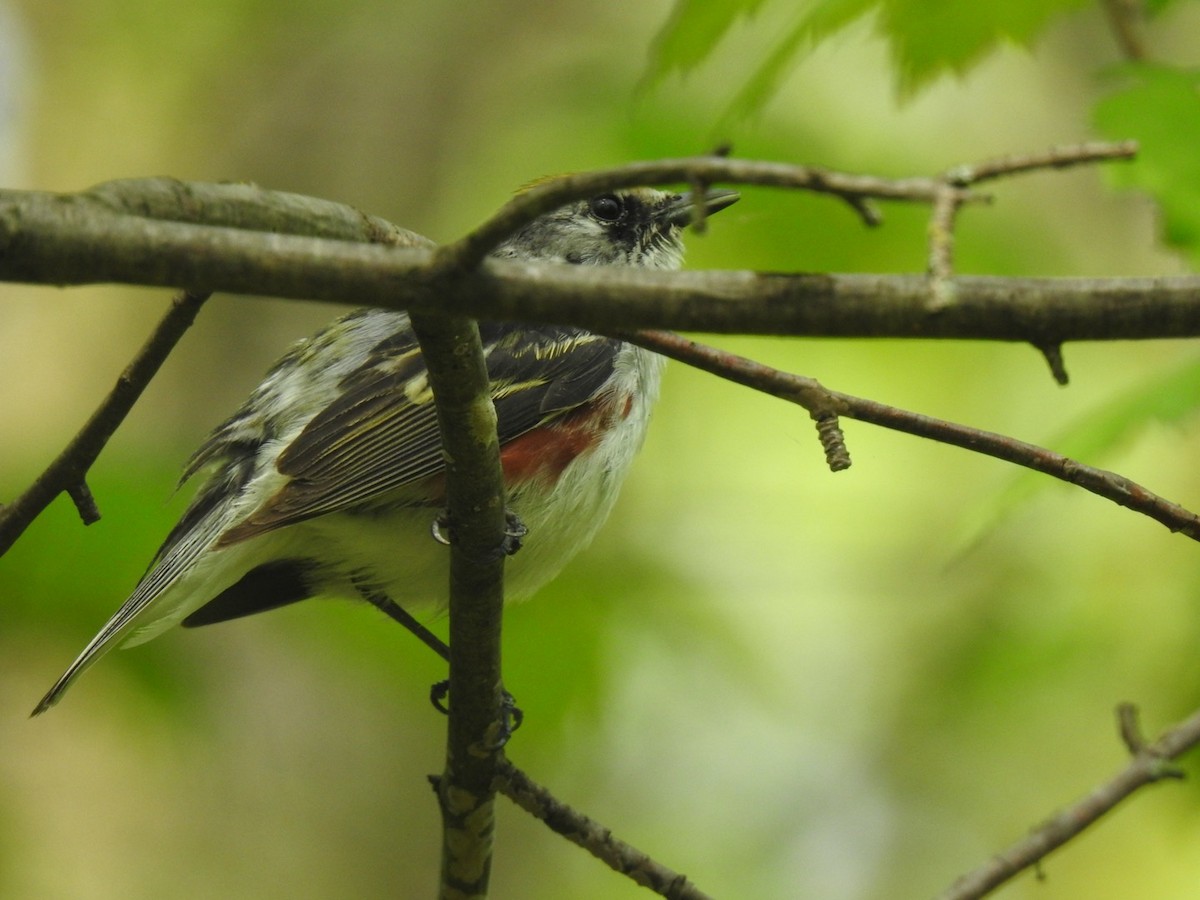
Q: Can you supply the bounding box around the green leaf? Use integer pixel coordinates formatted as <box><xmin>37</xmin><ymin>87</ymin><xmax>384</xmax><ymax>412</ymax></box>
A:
<box><xmin>1094</xmin><ymin>63</ymin><xmax>1200</xmax><ymax>265</ymax></box>
<box><xmin>709</xmin><ymin>0</ymin><xmax>1090</xmax><ymax>122</ymax></box>
<box><xmin>721</xmin><ymin>0</ymin><xmax>874</xmax><ymax>125</ymax></box>
<box><xmin>878</xmin><ymin>0</ymin><xmax>1091</xmax><ymax>95</ymax></box>
<box><xmin>646</xmin><ymin>0</ymin><xmax>772</xmax><ymax>84</ymax></box>
<box><xmin>956</xmin><ymin>356</ymin><xmax>1200</xmax><ymax>554</ymax></box>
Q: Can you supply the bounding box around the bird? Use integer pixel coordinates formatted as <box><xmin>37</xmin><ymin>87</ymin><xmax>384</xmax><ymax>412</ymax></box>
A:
<box><xmin>33</xmin><ymin>184</ymin><xmax>739</xmax><ymax>714</ymax></box>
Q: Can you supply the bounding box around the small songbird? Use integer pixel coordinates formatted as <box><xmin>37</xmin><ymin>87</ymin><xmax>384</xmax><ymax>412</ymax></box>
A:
<box><xmin>34</xmin><ymin>185</ymin><xmax>738</xmax><ymax>714</ymax></box>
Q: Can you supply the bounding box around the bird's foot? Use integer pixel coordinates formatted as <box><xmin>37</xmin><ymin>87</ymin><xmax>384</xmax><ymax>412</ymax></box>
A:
<box><xmin>429</xmin><ymin>680</ymin><xmax>524</xmax><ymax>748</ymax></box>
<box><xmin>430</xmin><ymin>510</ymin><xmax>528</xmax><ymax>558</ymax></box>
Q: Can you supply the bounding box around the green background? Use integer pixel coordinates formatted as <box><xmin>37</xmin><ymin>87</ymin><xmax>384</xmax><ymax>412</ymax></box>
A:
<box><xmin>3</xmin><ymin>1</ymin><xmax>1200</xmax><ymax>897</ymax></box>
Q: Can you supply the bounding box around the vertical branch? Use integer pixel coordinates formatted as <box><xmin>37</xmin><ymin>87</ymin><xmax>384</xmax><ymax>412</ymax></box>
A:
<box><xmin>407</xmin><ymin>309</ymin><xmax>509</xmax><ymax>899</ymax></box>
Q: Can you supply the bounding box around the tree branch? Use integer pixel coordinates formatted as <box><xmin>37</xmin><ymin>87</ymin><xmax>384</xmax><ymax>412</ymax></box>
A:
<box><xmin>6</xmin><ymin>186</ymin><xmax>1200</xmax><ymax>339</ymax></box>
<box><xmin>406</xmin><ymin>310</ymin><xmax>510</xmax><ymax>898</ymax></box>
<box><xmin>432</xmin><ymin>156</ymin><xmax>983</xmax><ymax>269</ymax></box>
<box><xmin>937</xmin><ymin>703</ymin><xmax>1200</xmax><ymax>900</ymax></box>
<box><xmin>927</xmin><ymin>141</ymin><xmax>1138</xmax><ymax>373</ymax></box>
<box><xmin>0</xmin><ymin>289</ymin><xmax>209</xmax><ymax>556</ymax></box>
<box><xmin>621</xmin><ymin>330</ymin><xmax>1200</xmax><ymax>543</ymax></box>
<box><xmin>2</xmin><ymin>147</ymin><xmax>1185</xmax><ymax>898</ymax></box>
<box><xmin>83</xmin><ymin>177</ymin><xmax>434</xmax><ymax>248</ymax></box>
<box><xmin>941</xmin><ymin>141</ymin><xmax>1139</xmax><ymax>186</ymax></box>
<box><xmin>495</xmin><ymin>759</ymin><xmax>714</xmax><ymax>900</ymax></box>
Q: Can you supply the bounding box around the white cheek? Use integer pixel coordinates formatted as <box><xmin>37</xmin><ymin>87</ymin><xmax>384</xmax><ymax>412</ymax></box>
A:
<box><xmin>651</xmin><ymin>245</ymin><xmax>684</xmax><ymax>270</ymax></box>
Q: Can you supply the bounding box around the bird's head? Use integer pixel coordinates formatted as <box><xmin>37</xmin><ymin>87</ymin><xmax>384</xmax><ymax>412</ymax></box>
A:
<box><xmin>492</xmin><ymin>186</ymin><xmax>739</xmax><ymax>270</ymax></box>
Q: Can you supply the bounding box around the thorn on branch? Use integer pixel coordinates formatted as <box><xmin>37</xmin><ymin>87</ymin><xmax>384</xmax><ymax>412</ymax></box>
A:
<box><xmin>1117</xmin><ymin>703</ymin><xmax>1187</xmax><ymax>781</ymax></box>
<box><xmin>846</xmin><ymin>195</ymin><xmax>884</xmax><ymax>228</ymax></box>
<box><xmin>66</xmin><ymin>480</ymin><xmax>101</xmax><ymax>526</ymax></box>
<box><xmin>1035</xmin><ymin>342</ymin><xmax>1070</xmax><ymax>385</ymax></box>
<box><xmin>1151</xmin><ymin>762</ymin><xmax>1188</xmax><ymax>782</ymax></box>
<box><xmin>1117</xmin><ymin>702</ymin><xmax>1147</xmax><ymax>754</ymax></box>
<box><xmin>814</xmin><ymin>414</ymin><xmax>851</xmax><ymax>472</ymax></box>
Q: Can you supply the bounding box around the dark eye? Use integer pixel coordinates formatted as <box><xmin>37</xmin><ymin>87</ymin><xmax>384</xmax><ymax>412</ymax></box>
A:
<box><xmin>589</xmin><ymin>194</ymin><xmax>624</xmax><ymax>222</ymax></box>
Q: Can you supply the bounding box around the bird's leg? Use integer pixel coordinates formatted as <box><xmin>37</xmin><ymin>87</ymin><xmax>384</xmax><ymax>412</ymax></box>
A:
<box><xmin>357</xmin><ymin>586</ymin><xmax>449</xmax><ymax>662</ymax></box>
<box><xmin>357</xmin><ymin>585</ymin><xmax>523</xmax><ymax>743</ymax></box>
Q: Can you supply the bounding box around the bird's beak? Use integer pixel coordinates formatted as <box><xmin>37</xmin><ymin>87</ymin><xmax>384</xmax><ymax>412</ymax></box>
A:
<box><xmin>661</xmin><ymin>188</ymin><xmax>740</xmax><ymax>227</ymax></box>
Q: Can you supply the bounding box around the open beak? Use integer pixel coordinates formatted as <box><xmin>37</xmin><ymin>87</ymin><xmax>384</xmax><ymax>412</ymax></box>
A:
<box><xmin>661</xmin><ymin>188</ymin><xmax>740</xmax><ymax>227</ymax></box>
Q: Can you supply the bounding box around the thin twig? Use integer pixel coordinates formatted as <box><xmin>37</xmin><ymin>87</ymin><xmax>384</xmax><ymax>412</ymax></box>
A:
<box><xmin>431</xmin><ymin>156</ymin><xmax>990</xmax><ymax>270</ymax></box>
<box><xmin>927</xmin><ymin>142</ymin><xmax>1138</xmax><ymax>318</ymax></box>
<box><xmin>927</xmin><ymin>184</ymin><xmax>961</xmax><ymax>301</ymax></box>
<box><xmin>1035</xmin><ymin>341</ymin><xmax>1070</xmax><ymax>385</ymax></box>
<box><xmin>621</xmin><ymin>330</ymin><xmax>1200</xmax><ymax>543</ymax></box>
<box><xmin>0</xmin><ymin>290</ymin><xmax>210</xmax><ymax>556</ymax></box>
<box><xmin>937</xmin><ymin>703</ymin><xmax>1200</xmax><ymax>900</ymax></box>
<box><xmin>942</xmin><ymin>141</ymin><xmax>1139</xmax><ymax>186</ymax></box>
<box><xmin>495</xmin><ymin>759</ymin><xmax>714</xmax><ymax>900</ymax></box>
<box><xmin>64</xmin><ymin>481</ymin><xmax>101</xmax><ymax>526</ymax></box>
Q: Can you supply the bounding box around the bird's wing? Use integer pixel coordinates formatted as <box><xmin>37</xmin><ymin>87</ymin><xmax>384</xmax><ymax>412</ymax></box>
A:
<box><xmin>216</xmin><ymin>322</ymin><xmax>621</xmax><ymax>545</ymax></box>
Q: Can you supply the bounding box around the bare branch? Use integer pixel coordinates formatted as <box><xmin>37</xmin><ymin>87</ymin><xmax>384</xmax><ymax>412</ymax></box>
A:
<box><xmin>432</xmin><ymin>156</ymin><xmax>990</xmax><ymax>270</ymax></box>
<box><xmin>0</xmin><ymin>290</ymin><xmax>209</xmax><ymax>556</ymax></box>
<box><xmin>942</xmin><ymin>141</ymin><xmax>1139</xmax><ymax>186</ymax></box>
<box><xmin>621</xmin><ymin>331</ymin><xmax>1200</xmax><ymax>543</ymax></box>
<box><xmin>926</xmin><ymin>141</ymin><xmax>1138</xmax><ymax>320</ymax></box>
<box><xmin>8</xmin><ymin>189</ymin><xmax>1200</xmax><ymax>340</ymax></box>
<box><xmin>496</xmin><ymin>759</ymin><xmax>714</xmax><ymax>900</ymax></box>
<box><xmin>406</xmin><ymin>311</ymin><xmax>510</xmax><ymax>898</ymax></box>
<box><xmin>937</xmin><ymin>703</ymin><xmax>1200</xmax><ymax>900</ymax></box>
<box><xmin>926</xmin><ymin>184</ymin><xmax>963</xmax><ymax>299</ymax></box>
<box><xmin>83</xmin><ymin>177</ymin><xmax>433</xmax><ymax>248</ymax></box>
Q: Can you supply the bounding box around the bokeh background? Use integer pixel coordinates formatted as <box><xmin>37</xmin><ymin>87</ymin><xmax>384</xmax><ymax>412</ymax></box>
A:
<box><xmin>3</xmin><ymin>1</ymin><xmax>1200</xmax><ymax>897</ymax></box>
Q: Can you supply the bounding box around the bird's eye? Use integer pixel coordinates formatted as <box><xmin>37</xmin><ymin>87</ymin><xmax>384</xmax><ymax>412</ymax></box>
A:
<box><xmin>589</xmin><ymin>194</ymin><xmax>624</xmax><ymax>222</ymax></box>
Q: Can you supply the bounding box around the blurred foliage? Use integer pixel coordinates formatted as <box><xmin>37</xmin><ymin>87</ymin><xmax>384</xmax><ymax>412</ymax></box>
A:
<box><xmin>1096</xmin><ymin>63</ymin><xmax>1200</xmax><ymax>264</ymax></box>
<box><xmin>5</xmin><ymin>0</ymin><xmax>1200</xmax><ymax>898</ymax></box>
<box><xmin>649</xmin><ymin>0</ymin><xmax>1095</xmax><ymax>122</ymax></box>
<box><xmin>957</xmin><ymin>356</ymin><xmax>1200</xmax><ymax>554</ymax></box>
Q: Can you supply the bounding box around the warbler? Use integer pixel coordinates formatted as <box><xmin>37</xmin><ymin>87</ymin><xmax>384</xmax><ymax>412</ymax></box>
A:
<box><xmin>33</xmin><ymin>185</ymin><xmax>738</xmax><ymax>714</ymax></box>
